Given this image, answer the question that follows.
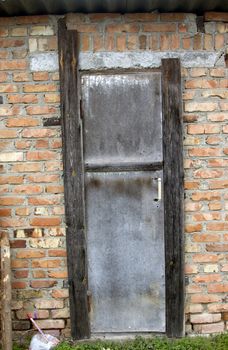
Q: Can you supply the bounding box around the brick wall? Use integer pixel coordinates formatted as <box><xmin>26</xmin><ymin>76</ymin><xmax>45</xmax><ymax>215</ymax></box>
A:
<box><xmin>0</xmin><ymin>12</ymin><xmax>227</xmax><ymax>340</ymax></box>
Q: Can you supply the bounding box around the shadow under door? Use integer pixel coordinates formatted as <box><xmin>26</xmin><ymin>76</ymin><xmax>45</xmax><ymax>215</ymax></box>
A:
<box><xmin>81</xmin><ymin>72</ymin><xmax>165</xmax><ymax>334</ymax></box>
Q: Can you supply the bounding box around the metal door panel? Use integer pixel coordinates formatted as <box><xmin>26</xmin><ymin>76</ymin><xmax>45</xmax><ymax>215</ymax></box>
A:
<box><xmin>85</xmin><ymin>171</ymin><xmax>165</xmax><ymax>333</ymax></box>
<box><xmin>81</xmin><ymin>73</ymin><xmax>162</xmax><ymax>165</ymax></box>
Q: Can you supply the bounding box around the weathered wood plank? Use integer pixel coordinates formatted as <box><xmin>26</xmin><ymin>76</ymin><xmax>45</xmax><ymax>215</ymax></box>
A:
<box><xmin>162</xmin><ymin>58</ymin><xmax>184</xmax><ymax>337</ymax></box>
<box><xmin>58</xmin><ymin>18</ymin><xmax>90</xmax><ymax>339</ymax></box>
<box><xmin>1</xmin><ymin>231</ymin><xmax>12</xmax><ymax>350</ymax></box>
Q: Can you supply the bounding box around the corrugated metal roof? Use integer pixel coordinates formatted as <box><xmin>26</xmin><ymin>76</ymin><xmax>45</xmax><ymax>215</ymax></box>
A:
<box><xmin>0</xmin><ymin>0</ymin><xmax>227</xmax><ymax>17</ymax></box>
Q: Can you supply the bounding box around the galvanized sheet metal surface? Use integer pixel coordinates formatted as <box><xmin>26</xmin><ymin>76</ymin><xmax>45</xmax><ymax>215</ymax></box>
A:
<box><xmin>81</xmin><ymin>73</ymin><xmax>163</xmax><ymax>166</ymax></box>
<box><xmin>82</xmin><ymin>72</ymin><xmax>165</xmax><ymax>333</ymax></box>
<box><xmin>0</xmin><ymin>0</ymin><xmax>227</xmax><ymax>16</ymax></box>
<box><xmin>85</xmin><ymin>171</ymin><xmax>165</xmax><ymax>333</ymax></box>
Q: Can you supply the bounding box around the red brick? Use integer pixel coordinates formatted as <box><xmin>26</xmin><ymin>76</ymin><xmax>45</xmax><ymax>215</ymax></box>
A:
<box><xmin>22</xmin><ymin>128</ymin><xmax>57</xmax><ymax>138</ymax></box>
<box><xmin>185</xmin><ymin>264</ymin><xmax>198</xmax><ymax>274</ymax></box>
<box><xmin>193</xmin><ymin>234</ymin><xmax>220</xmax><ymax>242</ymax></box>
<box><xmin>0</xmin><ymin>208</ymin><xmax>11</xmax><ymax>216</ymax></box>
<box><xmin>116</xmin><ymin>34</ymin><xmax>126</xmax><ymax>51</ymax></box>
<box><xmin>6</xmin><ymin>117</ymin><xmax>39</xmax><ymax>127</ymax></box>
<box><xmin>80</xmin><ymin>33</ymin><xmax>90</xmax><ymax>51</ymax></box>
<box><xmin>160</xmin><ymin>34</ymin><xmax>170</xmax><ymax>50</ymax></box>
<box><xmin>0</xmin><ymin>60</ymin><xmax>26</xmax><ymax>70</ymax></box>
<box><xmin>208</xmin><ymin>284</ymin><xmax>228</xmax><ymax>293</ymax></box>
<box><xmin>182</xmin><ymin>36</ymin><xmax>191</xmax><ymax>49</ymax></box>
<box><xmin>0</xmin><ymin>105</ymin><xmax>20</xmax><ymax>116</ymax></box>
<box><xmin>16</xmin><ymin>250</ymin><xmax>45</xmax><ymax>259</ymax></box>
<box><xmin>30</xmin><ymin>217</ymin><xmax>61</xmax><ymax>227</ymax></box>
<box><xmin>209</xmin><ymin>202</ymin><xmax>222</xmax><ymax>211</ymax></box>
<box><xmin>35</xmin><ymin>319</ymin><xmax>65</xmax><ymax>329</ymax></box>
<box><xmin>206</xmin><ymin>136</ymin><xmax>221</xmax><ymax>145</ymax></box>
<box><xmin>204</xmin><ymin>12</ymin><xmax>228</xmax><ymax>22</ymax></box>
<box><xmin>15</xmin><ymin>140</ymin><xmax>32</xmax><ymax>149</ymax></box>
<box><xmin>33</xmin><ymin>270</ymin><xmax>46</xmax><ymax>278</ymax></box>
<box><xmin>30</xmin><ymin>280</ymin><xmax>57</xmax><ymax>289</ymax></box>
<box><xmin>0</xmin><ymin>38</ymin><xmax>25</xmax><ymax>47</ymax></box>
<box><xmin>11</xmin><ymin>260</ymin><xmax>29</xmax><ymax>268</ymax></box>
<box><xmin>27</xmin><ymin>151</ymin><xmax>58</xmax><ymax>161</ymax></box>
<box><xmin>206</xmin><ymin>244</ymin><xmax>228</xmax><ymax>252</ymax></box>
<box><xmin>185</xmin><ymin>224</ymin><xmax>202</xmax><ymax>233</ymax></box>
<box><xmin>193</xmin><ymin>34</ymin><xmax>202</xmax><ymax>50</ymax></box>
<box><xmin>11</xmin><ymin>163</ymin><xmax>42</xmax><ymax>173</ymax></box>
<box><xmin>190</xmin><ymin>313</ymin><xmax>221</xmax><ymax>324</ymax></box>
<box><xmin>143</xmin><ymin>23</ymin><xmax>176</xmax><ymax>32</ymax></box>
<box><xmin>93</xmin><ymin>33</ymin><xmax>104</xmax><ymax>51</ymax></box>
<box><xmin>33</xmin><ymin>72</ymin><xmax>49</xmax><ymax>81</ymax></box>
<box><xmin>191</xmin><ymin>191</ymin><xmax>220</xmax><ymax>201</ymax></box>
<box><xmin>28</xmin><ymin>196</ymin><xmax>61</xmax><ymax>205</ymax></box>
<box><xmin>215</xmin><ymin>34</ymin><xmax>224</xmax><ymax>49</ymax></box>
<box><xmin>106</xmin><ymin>24</ymin><xmax>139</xmax><ymax>33</ymax></box>
<box><xmin>23</xmin><ymin>84</ymin><xmax>56</xmax><ymax>93</ymax></box>
<box><xmin>27</xmin><ymin>174</ymin><xmax>59</xmax><ymax>183</ymax></box>
<box><xmin>32</xmin><ymin>259</ymin><xmax>61</xmax><ymax>268</ymax></box>
<box><xmin>209</xmin><ymin>180</ymin><xmax>228</xmax><ymax>189</ymax></box>
<box><xmin>35</xmin><ymin>299</ymin><xmax>64</xmax><ymax>309</ymax></box>
<box><xmin>184</xmin><ymin>181</ymin><xmax>199</xmax><ymax>190</ymax></box>
<box><xmin>0</xmin><ymin>175</ymin><xmax>24</xmax><ymax>184</ymax></box>
<box><xmin>14</xmin><ymin>270</ymin><xmax>29</xmax><ymax>279</ymax></box>
<box><xmin>26</xmin><ymin>106</ymin><xmax>57</xmax><ymax>115</ymax></box>
<box><xmin>13</xmin><ymin>185</ymin><xmax>42</xmax><ymax>194</ymax></box>
<box><xmin>193</xmin><ymin>254</ymin><xmax>222</xmax><ymax>263</ymax></box>
<box><xmin>44</xmin><ymin>94</ymin><xmax>60</xmax><ymax>103</ymax></box>
<box><xmin>185</xmin><ymin>202</ymin><xmax>202</xmax><ymax>212</ymax></box>
<box><xmin>192</xmin><ymin>213</ymin><xmax>221</xmax><ymax>221</ymax></box>
<box><xmin>1</xmin><ymin>218</ymin><xmax>26</xmax><ymax>227</ymax></box>
<box><xmin>46</xmin><ymin>185</ymin><xmax>64</xmax><ymax>194</ymax></box>
<box><xmin>188</xmin><ymin>124</ymin><xmax>220</xmax><ymax>134</ymax></box>
<box><xmin>194</xmin><ymin>322</ymin><xmax>224</xmax><ymax>334</ymax></box>
<box><xmin>125</xmin><ymin>13</ymin><xmax>159</xmax><ymax>22</ymax></box>
<box><xmin>208</xmin><ymin>304</ymin><xmax>228</xmax><ymax>313</ymax></box>
<box><xmin>127</xmin><ymin>34</ymin><xmax>138</xmax><ymax>50</ymax></box>
<box><xmin>194</xmin><ymin>169</ymin><xmax>223</xmax><ymax>179</ymax></box>
<box><xmin>15</xmin><ymin>207</ymin><xmax>30</xmax><ymax>216</ymax></box>
<box><xmin>10</xmin><ymin>240</ymin><xmax>26</xmax><ymax>248</ymax></box>
<box><xmin>52</xmin><ymin>289</ymin><xmax>69</xmax><ymax>298</ymax></box>
<box><xmin>71</xmin><ymin>24</ymin><xmax>97</xmax><ymax>33</ymax></box>
<box><xmin>191</xmin><ymin>294</ymin><xmax>221</xmax><ymax>303</ymax></box>
<box><xmin>188</xmin><ymin>148</ymin><xmax>221</xmax><ymax>157</ymax></box>
<box><xmin>204</xmin><ymin>34</ymin><xmax>213</xmax><ymax>50</ymax></box>
<box><xmin>12</xmin><ymin>282</ymin><xmax>27</xmax><ymax>289</ymax></box>
<box><xmin>48</xmin><ymin>250</ymin><xmax>67</xmax><ymax>257</ymax></box>
<box><xmin>0</xmin><ymin>129</ymin><xmax>17</xmax><ymax>138</ymax></box>
<box><xmin>8</xmin><ymin>94</ymin><xmax>38</xmax><ymax>104</ymax></box>
<box><xmin>185</xmin><ymin>102</ymin><xmax>218</xmax><ymax>112</ymax></box>
<box><xmin>36</xmin><ymin>140</ymin><xmax>49</xmax><ymax>148</ymax></box>
<box><xmin>193</xmin><ymin>274</ymin><xmax>222</xmax><ymax>283</ymax></box>
<box><xmin>104</xmin><ymin>33</ymin><xmax>115</xmax><ymax>51</ymax></box>
<box><xmin>207</xmin><ymin>223</ymin><xmax>228</xmax><ymax>231</ymax></box>
<box><xmin>186</xmin><ymin>79</ymin><xmax>219</xmax><ymax>89</ymax></box>
<box><xmin>0</xmin><ymin>72</ymin><xmax>8</xmax><ymax>82</ymax></box>
<box><xmin>210</xmin><ymin>68</ymin><xmax>225</xmax><ymax>77</ymax></box>
<box><xmin>17</xmin><ymin>309</ymin><xmax>49</xmax><ymax>320</ymax></box>
<box><xmin>48</xmin><ymin>271</ymin><xmax>67</xmax><ymax>278</ymax></box>
<box><xmin>13</xmin><ymin>72</ymin><xmax>30</xmax><ymax>82</ymax></box>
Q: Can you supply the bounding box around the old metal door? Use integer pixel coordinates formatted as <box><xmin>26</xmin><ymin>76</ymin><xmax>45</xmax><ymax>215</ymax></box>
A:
<box><xmin>81</xmin><ymin>72</ymin><xmax>165</xmax><ymax>334</ymax></box>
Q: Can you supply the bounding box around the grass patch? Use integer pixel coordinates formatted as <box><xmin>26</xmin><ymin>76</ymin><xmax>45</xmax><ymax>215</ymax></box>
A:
<box><xmin>12</xmin><ymin>333</ymin><xmax>228</xmax><ymax>350</ymax></box>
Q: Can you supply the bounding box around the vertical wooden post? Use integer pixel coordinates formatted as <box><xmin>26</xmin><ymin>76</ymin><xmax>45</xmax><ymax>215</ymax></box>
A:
<box><xmin>162</xmin><ymin>58</ymin><xmax>185</xmax><ymax>337</ymax></box>
<box><xmin>58</xmin><ymin>18</ymin><xmax>90</xmax><ymax>339</ymax></box>
<box><xmin>1</xmin><ymin>232</ymin><xmax>12</xmax><ymax>350</ymax></box>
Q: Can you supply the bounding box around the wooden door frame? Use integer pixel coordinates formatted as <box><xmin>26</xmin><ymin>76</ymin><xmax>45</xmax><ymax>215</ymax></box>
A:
<box><xmin>58</xmin><ymin>19</ymin><xmax>184</xmax><ymax>340</ymax></box>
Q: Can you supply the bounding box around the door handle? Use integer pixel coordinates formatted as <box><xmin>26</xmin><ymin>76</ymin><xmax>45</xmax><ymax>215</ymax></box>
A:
<box><xmin>154</xmin><ymin>177</ymin><xmax>162</xmax><ymax>201</ymax></box>
<box><xmin>157</xmin><ymin>178</ymin><xmax>162</xmax><ymax>201</ymax></box>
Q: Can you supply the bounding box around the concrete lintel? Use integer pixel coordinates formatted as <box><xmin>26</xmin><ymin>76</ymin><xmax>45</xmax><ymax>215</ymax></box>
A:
<box><xmin>79</xmin><ymin>51</ymin><xmax>221</xmax><ymax>70</ymax></box>
<box><xmin>30</xmin><ymin>51</ymin><xmax>222</xmax><ymax>72</ymax></box>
